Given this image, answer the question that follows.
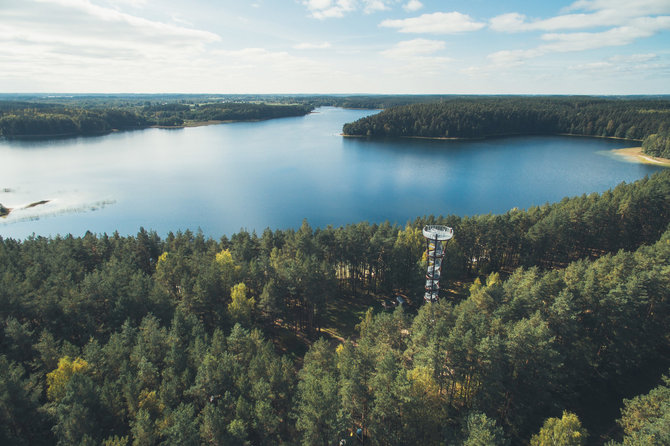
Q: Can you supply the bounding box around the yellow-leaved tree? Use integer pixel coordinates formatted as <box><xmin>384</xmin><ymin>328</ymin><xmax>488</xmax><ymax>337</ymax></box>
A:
<box><xmin>530</xmin><ymin>411</ymin><xmax>587</xmax><ymax>446</ymax></box>
<box><xmin>228</xmin><ymin>282</ymin><xmax>255</xmax><ymax>327</ymax></box>
<box><xmin>46</xmin><ymin>356</ymin><xmax>89</xmax><ymax>401</ymax></box>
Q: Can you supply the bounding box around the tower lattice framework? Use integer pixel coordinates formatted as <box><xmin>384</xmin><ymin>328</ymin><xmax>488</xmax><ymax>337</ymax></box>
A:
<box><xmin>423</xmin><ymin>225</ymin><xmax>454</xmax><ymax>302</ymax></box>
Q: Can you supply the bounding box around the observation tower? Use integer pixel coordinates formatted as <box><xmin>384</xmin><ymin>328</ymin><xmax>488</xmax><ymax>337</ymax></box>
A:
<box><xmin>423</xmin><ymin>225</ymin><xmax>454</xmax><ymax>302</ymax></box>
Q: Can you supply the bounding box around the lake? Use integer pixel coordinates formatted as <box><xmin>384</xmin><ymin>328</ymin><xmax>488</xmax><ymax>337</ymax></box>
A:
<box><xmin>0</xmin><ymin>107</ymin><xmax>663</xmax><ymax>239</ymax></box>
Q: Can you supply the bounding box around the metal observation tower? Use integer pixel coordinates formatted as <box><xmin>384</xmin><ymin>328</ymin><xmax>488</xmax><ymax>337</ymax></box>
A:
<box><xmin>423</xmin><ymin>225</ymin><xmax>454</xmax><ymax>302</ymax></box>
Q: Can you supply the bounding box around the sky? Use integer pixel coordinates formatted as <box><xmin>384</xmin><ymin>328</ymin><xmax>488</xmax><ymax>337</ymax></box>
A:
<box><xmin>1</xmin><ymin>0</ymin><xmax>669</xmax><ymax>94</ymax></box>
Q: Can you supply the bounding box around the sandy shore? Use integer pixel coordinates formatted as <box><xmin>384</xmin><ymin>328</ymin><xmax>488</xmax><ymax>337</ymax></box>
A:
<box><xmin>611</xmin><ymin>147</ymin><xmax>670</xmax><ymax>167</ymax></box>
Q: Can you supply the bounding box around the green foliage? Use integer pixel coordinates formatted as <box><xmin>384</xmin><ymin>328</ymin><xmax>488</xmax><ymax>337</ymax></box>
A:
<box><xmin>642</xmin><ymin>130</ymin><xmax>670</xmax><ymax>159</ymax></box>
<box><xmin>530</xmin><ymin>411</ymin><xmax>587</xmax><ymax>446</ymax></box>
<box><xmin>228</xmin><ymin>283</ymin><xmax>255</xmax><ymax>327</ymax></box>
<box><xmin>0</xmin><ymin>355</ymin><xmax>48</xmax><ymax>445</ymax></box>
<box><xmin>160</xmin><ymin>403</ymin><xmax>200</xmax><ymax>446</ymax></box>
<box><xmin>0</xmin><ymin>172</ymin><xmax>670</xmax><ymax>445</ymax></box>
<box><xmin>295</xmin><ymin>339</ymin><xmax>342</xmax><ymax>446</ymax></box>
<box><xmin>51</xmin><ymin>373</ymin><xmax>107</xmax><ymax>446</ymax></box>
<box><xmin>609</xmin><ymin>374</ymin><xmax>670</xmax><ymax>445</ymax></box>
<box><xmin>0</xmin><ymin>98</ymin><xmax>312</xmax><ymax>137</ymax></box>
<box><xmin>342</xmin><ymin>96</ymin><xmax>670</xmax><ymax>143</ymax></box>
<box><xmin>462</xmin><ymin>412</ymin><xmax>507</xmax><ymax>446</ymax></box>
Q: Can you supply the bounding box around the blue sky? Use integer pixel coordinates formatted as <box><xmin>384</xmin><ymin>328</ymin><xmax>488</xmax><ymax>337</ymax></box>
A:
<box><xmin>1</xmin><ymin>0</ymin><xmax>669</xmax><ymax>94</ymax></box>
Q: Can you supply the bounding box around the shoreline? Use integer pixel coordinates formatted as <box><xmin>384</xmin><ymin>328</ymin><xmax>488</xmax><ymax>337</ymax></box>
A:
<box><xmin>341</xmin><ymin>132</ymin><xmax>643</xmax><ymax>143</ymax></box>
<box><xmin>151</xmin><ymin>120</ymin><xmax>232</xmax><ymax>129</ymax></box>
<box><xmin>0</xmin><ymin>199</ymin><xmax>51</xmax><ymax>218</ymax></box>
<box><xmin>611</xmin><ymin>147</ymin><xmax>670</xmax><ymax>167</ymax></box>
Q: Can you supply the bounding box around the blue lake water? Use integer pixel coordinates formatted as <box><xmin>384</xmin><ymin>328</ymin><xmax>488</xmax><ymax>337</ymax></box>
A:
<box><xmin>0</xmin><ymin>106</ymin><xmax>663</xmax><ymax>239</ymax></box>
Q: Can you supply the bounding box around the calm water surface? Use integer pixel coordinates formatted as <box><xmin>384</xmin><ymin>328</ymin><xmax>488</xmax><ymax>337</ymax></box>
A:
<box><xmin>0</xmin><ymin>107</ymin><xmax>663</xmax><ymax>238</ymax></box>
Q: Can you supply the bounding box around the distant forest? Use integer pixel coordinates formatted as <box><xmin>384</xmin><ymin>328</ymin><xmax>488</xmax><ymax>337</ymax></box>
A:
<box><xmin>2</xmin><ymin>170</ymin><xmax>669</xmax><ymax>445</ymax></box>
<box><xmin>4</xmin><ymin>94</ymin><xmax>670</xmax><ymax>159</ymax></box>
<box><xmin>0</xmin><ymin>98</ymin><xmax>313</xmax><ymax>138</ymax></box>
<box><xmin>341</xmin><ymin>96</ymin><xmax>670</xmax><ymax>159</ymax></box>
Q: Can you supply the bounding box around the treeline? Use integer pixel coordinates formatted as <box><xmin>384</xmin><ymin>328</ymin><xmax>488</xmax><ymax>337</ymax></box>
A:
<box><xmin>342</xmin><ymin>96</ymin><xmax>670</xmax><ymax>154</ymax></box>
<box><xmin>642</xmin><ymin>129</ymin><xmax>670</xmax><ymax>159</ymax></box>
<box><xmin>0</xmin><ymin>105</ymin><xmax>149</xmax><ymax>137</ymax></box>
<box><xmin>0</xmin><ymin>93</ymin><xmax>508</xmax><ymax>111</ymax></box>
<box><xmin>1</xmin><ymin>171</ymin><xmax>670</xmax><ymax>444</ymax></box>
<box><xmin>0</xmin><ymin>101</ymin><xmax>312</xmax><ymax>138</ymax></box>
<box><xmin>306</xmin><ymin>94</ymin><xmax>469</xmax><ymax>109</ymax></box>
<box><xmin>143</xmin><ymin>102</ymin><xmax>313</xmax><ymax>127</ymax></box>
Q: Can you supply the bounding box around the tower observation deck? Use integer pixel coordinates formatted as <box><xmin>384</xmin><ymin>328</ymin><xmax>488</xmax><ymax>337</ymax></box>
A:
<box><xmin>423</xmin><ymin>225</ymin><xmax>454</xmax><ymax>302</ymax></box>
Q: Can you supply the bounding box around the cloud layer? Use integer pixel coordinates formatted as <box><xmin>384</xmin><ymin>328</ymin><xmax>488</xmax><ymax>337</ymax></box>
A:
<box><xmin>380</xmin><ymin>12</ymin><xmax>486</xmax><ymax>33</ymax></box>
<box><xmin>0</xmin><ymin>0</ymin><xmax>667</xmax><ymax>94</ymax></box>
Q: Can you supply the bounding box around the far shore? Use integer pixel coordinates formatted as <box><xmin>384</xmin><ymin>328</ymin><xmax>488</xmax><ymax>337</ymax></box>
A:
<box><xmin>151</xmin><ymin>120</ymin><xmax>237</xmax><ymax>129</ymax></box>
<box><xmin>342</xmin><ymin>132</ymin><xmax>644</xmax><ymax>143</ymax></box>
<box><xmin>612</xmin><ymin>147</ymin><xmax>670</xmax><ymax>167</ymax></box>
<box><xmin>152</xmin><ymin>112</ymin><xmax>316</xmax><ymax>130</ymax></box>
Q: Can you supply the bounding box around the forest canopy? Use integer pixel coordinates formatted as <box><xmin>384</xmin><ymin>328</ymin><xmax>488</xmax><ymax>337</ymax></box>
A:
<box><xmin>0</xmin><ymin>98</ymin><xmax>313</xmax><ymax>138</ymax></box>
<box><xmin>341</xmin><ymin>96</ymin><xmax>670</xmax><ymax>158</ymax></box>
<box><xmin>4</xmin><ymin>94</ymin><xmax>670</xmax><ymax>158</ymax></box>
<box><xmin>1</xmin><ymin>170</ymin><xmax>670</xmax><ymax>445</ymax></box>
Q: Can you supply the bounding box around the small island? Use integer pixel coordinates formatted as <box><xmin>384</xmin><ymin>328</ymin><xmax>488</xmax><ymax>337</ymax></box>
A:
<box><xmin>0</xmin><ymin>202</ymin><xmax>10</xmax><ymax>217</ymax></box>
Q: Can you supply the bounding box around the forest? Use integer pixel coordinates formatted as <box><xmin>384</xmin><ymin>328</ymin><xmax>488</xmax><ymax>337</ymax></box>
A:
<box><xmin>643</xmin><ymin>129</ymin><xmax>670</xmax><ymax>159</ymax></box>
<box><xmin>0</xmin><ymin>99</ymin><xmax>313</xmax><ymax>138</ymax></box>
<box><xmin>5</xmin><ymin>94</ymin><xmax>670</xmax><ymax>156</ymax></box>
<box><xmin>0</xmin><ymin>92</ymin><xmax>436</xmax><ymax>138</ymax></box>
<box><xmin>341</xmin><ymin>96</ymin><xmax>670</xmax><ymax>159</ymax></box>
<box><xmin>1</xmin><ymin>169</ymin><xmax>669</xmax><ymax>445</ymax></box>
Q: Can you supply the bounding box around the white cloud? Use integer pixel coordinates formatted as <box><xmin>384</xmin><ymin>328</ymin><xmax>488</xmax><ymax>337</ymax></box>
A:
<box><xmin>381</xmin><ymin>38</ymin><xmax>445</xmax><ymax>58</ymax></box>
<box><xmin>490</xmin><ymin>0</ymin><xmax>670</xmax><ymax>33</ymax></box>
<box><xmin>569</xmin><ymin>53</ymin><xmax>667</xmax><ymax>74</ymax></box>
<box><xmin>402</xmin><ymin>0</ymin><xmax>422</xmax><ymax>12</ymax></box>
<box><xmin>489</xmin><ymin>13</ymin><xmax>528</xmax><ymax>32</ymax></box>
<box><xmin>29</xmin><ymin>0</ymin><xmax>220</xmax><ymax>46</ymax></box>
<box><xmin>293</xmin><ymin>42</ymin><xmax>332</xmax><ymax>49</ymax></box>
<box><xmin>564</xmin><ymin>0</ymin><xmax>670</xmax><ymax>16</ymax></box>
<box><xmin>482</xmin><ymin>3</ymin><xmax>670</xmax><ymax>72</ymax></box>
<box><xmin>302</xmin><ymin>0</ymin><xmax>424</xmax><ymax>19</ymax></box>
<box><xmin>302</xmin><ymin>0</ymin><xmax>400</xmax><ymax>19</ymax></box>
<box><xmin>105</xmin><ymin>0</ymin><xmax>148</xmax><ymax>8</ymax></box>
<box><xmin>170</xmin><ymin>13</ymin><xmax>193</xmax><ymax>26</ymax></box>
<box><xmin>540</xmin><ymin>16</ymin><xmax>670</xmax><ymax>52</ymax></box>
<box><xmin>364</xmin><ymin>0</ymin><xmax>389</xmax><ymax>14</ymax></box>
<box><xmin>302</xmin><ymin>0</ymin><xmax>355</xmax><ymax>19</ymax></box>
<box><xmin>0</xmin><ymin>0</ymin><xmax>223</xmax><ymax>91</ymax></box>
<box><xmin>485</xmin><ymin>16</ymin><xmax>669</xmax><ymax>69</ymax></box>
<box><xmin>1</xmin><ymin>0</ymin><xmax>368</xmax><ymax>93</ymax></box>
<box><xmin>380</xmin><ymin>12</ymin><xmax>486</xmax><ymax>34</ymax></box>
<box><xmin>610</xmin><ymin>53</ymin><xmax>657</xmax><ymax>63</ymax></box>
<box><xmin>570</xmin><ymin>61</ymin><xmax>614</xmax><ymax>71</ymax></box>
<box><xmin>486</xmin><ymin>49</ymin><xmax>542</xmax><ymax>66</ymax></box>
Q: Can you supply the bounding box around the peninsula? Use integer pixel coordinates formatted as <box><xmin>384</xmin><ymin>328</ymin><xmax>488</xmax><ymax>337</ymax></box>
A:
<box><xmin>341</xmin><ymin>96</ymin><xmax>670</xmax><ymax>160</ymax></box>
